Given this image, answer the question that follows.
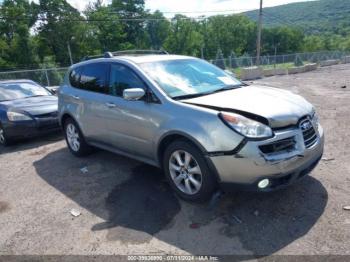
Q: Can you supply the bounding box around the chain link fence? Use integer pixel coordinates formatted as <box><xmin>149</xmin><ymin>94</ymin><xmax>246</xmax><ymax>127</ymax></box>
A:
<box><xmin>0</xmin><ymin>67</ymin><xmax>68</xmax><ymax>87</ymax></box>
<box><xmin>0</xmin><ymin>51</ymin><xmax>349</xmax><ymax>86</ymax></box>
<box><xmin>211</xmin><ymin>50</ymin><xmax>350</xmax><ymax>69</ymax></box>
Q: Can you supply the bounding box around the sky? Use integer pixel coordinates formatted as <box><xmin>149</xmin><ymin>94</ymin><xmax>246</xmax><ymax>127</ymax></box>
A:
<box><xmin>61</xmin><ymin>0</ymin><xmax>317</xmax><ymax>17</ymax></box>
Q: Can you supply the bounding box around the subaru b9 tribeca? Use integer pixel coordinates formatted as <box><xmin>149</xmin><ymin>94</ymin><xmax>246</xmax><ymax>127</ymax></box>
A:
<box><xmin>58</xmin><ymin>53</ymin><xmax>324</xmax><ymax>202</ymax></box>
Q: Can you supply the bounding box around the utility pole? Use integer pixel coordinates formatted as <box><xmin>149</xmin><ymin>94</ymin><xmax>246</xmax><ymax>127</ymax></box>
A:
<box><xmin>256</xmin><ymin>0</ymin><xmax>263</xmax><ymax>66</ymax></box>
<box><xmin>67</xmin><ymin>41</ymin><xmax>73</xmax><ymax>65</ymax></box>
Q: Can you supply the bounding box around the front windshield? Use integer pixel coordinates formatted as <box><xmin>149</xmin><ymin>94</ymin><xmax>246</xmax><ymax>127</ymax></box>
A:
<box><xmin>139</xmin><ymin>59</ymin><xmax>242</xmax><ymax>99</ymax></box>
<box><xmin>0</xmin><ymin>82</ymin><xmax>51</xmax><ymax>102</ymax></box>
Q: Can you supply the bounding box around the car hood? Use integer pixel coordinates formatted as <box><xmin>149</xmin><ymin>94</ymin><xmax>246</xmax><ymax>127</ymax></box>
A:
<box><xmin>181</xmin><ymin>85</ymin><xmax>313</xmax><ymax>128</ymax></box>
<box><xmin>1</xmin><ymin>96</ymin><xmax>58</xmax><ymax>116</ymax></box>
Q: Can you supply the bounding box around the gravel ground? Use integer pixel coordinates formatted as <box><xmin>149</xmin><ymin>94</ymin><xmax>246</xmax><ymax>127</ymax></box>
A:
<box><xmin>0</xmin><ymin>64</ymin><xmax>349</xmax><ymax>258</ymax></box>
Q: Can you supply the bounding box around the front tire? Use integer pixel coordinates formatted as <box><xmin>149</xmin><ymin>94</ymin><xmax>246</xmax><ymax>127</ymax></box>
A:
<box><xmin>64</xmin><ymin>118</ymin><xmax>92</xmax><ymax>157</ymax></box>
<box><xmin>0</xmin><ymin>124</ymin><xmax>12</xmax><ymax>147</ymax></box>
<box><xmin>163</xmin><ymin>139</ymin><xmax>217</xmax><ymax>202</ymax></box>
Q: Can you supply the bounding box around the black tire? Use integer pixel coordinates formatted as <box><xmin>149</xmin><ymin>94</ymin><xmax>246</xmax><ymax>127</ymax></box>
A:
<box><xmin>163</xmin><ymin>139</ymin><xmax>217</xmax><ymax>202</ymax></box>
<box><xmin>63</xmin><ymin>118</ymin><xmax>93</xmax><ymax>157</ymax></box>
<box><xmin>0</xmin><ymin>123</ymin><xmax>12</xmax><ymax>147</ymax></box>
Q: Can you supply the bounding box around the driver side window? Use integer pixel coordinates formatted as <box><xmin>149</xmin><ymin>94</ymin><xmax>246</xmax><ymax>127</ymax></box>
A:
<box><xmin>109</xmin><ymin>64</ymin><xmax>146</xmax><ymax>97</ymax></box>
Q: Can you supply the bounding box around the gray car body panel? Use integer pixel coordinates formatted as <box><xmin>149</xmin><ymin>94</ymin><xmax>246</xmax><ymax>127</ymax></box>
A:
<box><xmin>181</xmin><ymin>85</ymin><xmax>313</xmax><ymax>128</ymax></box>
<box><xmin>58</xmin><ymin>55</ymin><xmax>324</xmax><ymax>185</ymax></box>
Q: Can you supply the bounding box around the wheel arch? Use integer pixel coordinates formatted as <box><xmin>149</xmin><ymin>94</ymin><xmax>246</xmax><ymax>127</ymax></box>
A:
<box><xmin>157</xmin><ymin>132</ymin><xmax>207</xmax><ymax>167</ymax></box>
<box><xmin>157</xmin><ymin>131</ymin><xmax>222</xmax><ymax>183</ymax></box>
<box><xmin>60</xmin><ymin>113</ymin><xmax>78</xmax><ymax>128</ymax></box>
<box><xmin>60</xmin><ymin>113</ymin><xmax>85</xmax><ymax>136</ymax></box>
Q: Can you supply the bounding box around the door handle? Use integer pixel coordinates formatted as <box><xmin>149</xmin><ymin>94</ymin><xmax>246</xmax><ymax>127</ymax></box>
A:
<box><xmin>105</xmin><ymin>102</ymin><xmax>117</xmax><ymax>108</ymax></box>
<box><xmin>70</xmin><ymin>95</ymin><xmax>80</xmax><ymax>100</ymax></box>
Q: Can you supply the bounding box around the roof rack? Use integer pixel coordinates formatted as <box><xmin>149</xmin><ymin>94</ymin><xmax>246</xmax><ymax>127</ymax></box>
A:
<box><xmin>82</xmin><ymin>49</ymin><xmax>169</xmax><ymax>61</ymax></box>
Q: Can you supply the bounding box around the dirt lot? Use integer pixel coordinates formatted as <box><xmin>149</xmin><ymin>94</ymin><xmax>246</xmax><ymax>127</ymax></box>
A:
<box><xmin>0</xmin><ymin>64</ymin><xmax>349</xmax><ymax>258</ymax></box>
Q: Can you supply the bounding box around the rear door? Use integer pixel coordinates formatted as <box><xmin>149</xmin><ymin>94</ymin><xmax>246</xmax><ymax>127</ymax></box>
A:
<box><xmin>76</xmin><ymin>62</ymin><xmax>111</xmax><ymax>144</ymax></box>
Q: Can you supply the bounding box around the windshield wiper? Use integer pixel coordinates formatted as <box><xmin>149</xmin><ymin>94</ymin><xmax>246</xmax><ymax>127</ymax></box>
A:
<box><xmin>172</xmin><ymin>93</ymin><xmax>209</xmax><ymax>100</ymax></box>
<box><xmin>29</xmin><ymin>95</ymin><xmax>47</xmax><ymax>98</ymax></box>
<box><xmin>172</xmin><ymin>85</ymin><xmax>242</xmax><ymax>100</ymax></box>
<box><xmin>210</xmin><ymin>85</ymin><xmax>241</xmax><ymax>94</ymax></box>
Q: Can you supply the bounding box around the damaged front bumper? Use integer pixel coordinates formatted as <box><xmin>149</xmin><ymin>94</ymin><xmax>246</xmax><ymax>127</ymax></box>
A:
<box><xmin>209</xmin><ymin>123</ymin><xmax>324</xmax><ymax>192</ymax></box>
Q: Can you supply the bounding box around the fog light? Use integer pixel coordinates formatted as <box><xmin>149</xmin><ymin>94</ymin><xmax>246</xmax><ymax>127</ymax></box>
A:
<box><xmin>258</xmin><ymin>179</ymin><xmax>270</xmax><ymax>189</ymax></box>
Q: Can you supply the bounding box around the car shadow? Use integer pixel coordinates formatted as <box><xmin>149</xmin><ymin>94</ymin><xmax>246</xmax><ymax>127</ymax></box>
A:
<box><xmin>33</xmin><ymin>148</ymin><xmax>328</xmax><ymax>256</ymax></box>
<box><xmin>0</xmin><ymin>132</ymin><xmax>63</xmax><ymax>155</ymax></box>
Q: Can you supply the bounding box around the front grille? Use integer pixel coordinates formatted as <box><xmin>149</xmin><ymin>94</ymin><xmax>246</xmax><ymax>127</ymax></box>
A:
<box><xmin>259</xmin><ymin>137</ymin><xmax>296</xmax><ymax>154</ymax></box>
<box><xmin>300</xmin><ymin>119</ymin><xmax>317</xmax><ymax>148</ymax></box>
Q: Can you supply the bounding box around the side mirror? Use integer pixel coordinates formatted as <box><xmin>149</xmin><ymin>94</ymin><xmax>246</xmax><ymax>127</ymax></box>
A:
<box><xmin>123</xmin><ymin>88</ymin><xmax>146</xmax><ymax>101</ymax></box>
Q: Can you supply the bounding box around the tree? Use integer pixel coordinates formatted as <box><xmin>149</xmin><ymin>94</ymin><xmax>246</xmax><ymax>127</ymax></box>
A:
<box><xmin>146</xmin><ymin>10</ymin><xmax>170</xmax><ymax>50</ymax></box>
<box><xmin>36</xmin><ymin>0</ymin><xmax>87</xmax><ymax>65</ymax></box>
<box><xmin>85</xmin><ymin>1</ymin><xmax>129</xmax><ymax>53</ymax></box>
<box><xmin>303</xmin><ymin>35</ymin><xmax>325</xmax><ymax>52</ymax></box>
<box><xmin>111</xmin><ymin>0</ymin><xmax>147</xmax><ymax>48</ymax></box>
<box><xmin>262</xmin><ymin>26</ymin><xmax>304</xmax><ymax>55</ymax></box>
<box><xmin>164</xmin><ymin>15</ymin><xmax>203</xmax><ymax>56</ymax></box>
<box><xmin>203</xmin><ymin>15</ymin><xmax>256</xmax><ymax>59</ymax></box>
<box><xmin>0</xmin><ymin>0</ymin><xmax>39</xmax><ymax>69</ymax></box>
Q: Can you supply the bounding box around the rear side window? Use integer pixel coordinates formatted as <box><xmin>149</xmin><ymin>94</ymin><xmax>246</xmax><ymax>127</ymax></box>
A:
<box><xmin>69</xmin><ymin>67</ymin><xmax>82</xmax><ymax>88</ymax></box>
<box><xmin>109</xmin><ymin>64</ymin><xmax>146</xmax><ymax>97</ymax></box>
<box><xmin>79</xmin><ymin>63</ymin><xmax>109</xmax><ymax>94</ymax></box>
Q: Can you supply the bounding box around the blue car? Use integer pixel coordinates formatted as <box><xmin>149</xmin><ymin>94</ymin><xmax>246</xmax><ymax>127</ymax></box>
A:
<box><xmin>0</xmin><ymin>80</ymin><xmax>59</xmax><ymax>146</ymax></box>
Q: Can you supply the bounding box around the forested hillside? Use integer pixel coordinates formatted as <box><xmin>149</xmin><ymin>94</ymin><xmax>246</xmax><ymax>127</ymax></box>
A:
<box><xmin>245</xmin><ymin>0</ymin><xmax>350</xmax><ymax>35</ymax></box>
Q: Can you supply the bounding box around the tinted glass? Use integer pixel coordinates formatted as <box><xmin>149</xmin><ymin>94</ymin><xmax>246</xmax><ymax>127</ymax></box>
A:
<box><xmin>109</xmin><ymin>64</ymin><xmax>146</xmax><ymax>97</ymax></box>
<box><xmin>80</xmin><ymin>63</ymin><xmax>109</xmax><ymax>94</ymax></box>
<box><xmin>69</xmin><ymin>67</ymin><xmax>82</xmax><ymax>88</ymax></box>
<box><xmin>139</xmin><ymin>59</ymin><xmax>242</xmax><ymax>98</ymax></box>
<box><xmin>0</xmin><ymin>82</ymin><xmax>52</xmax><ymax>102</ymax></box>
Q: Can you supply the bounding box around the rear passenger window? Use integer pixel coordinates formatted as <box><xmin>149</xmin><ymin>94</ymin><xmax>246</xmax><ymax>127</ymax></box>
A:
<box><xmin>69</xmin><ymin>67</ymin><xmax>82</xmax><ymax>88</ymax></box>
<box><xmin>109</xmin><ymin>64</ymin><xmax>146</xmax><ymax>97</ymax></box>
<box><xmin>80</xmin><ymin>63</ymin><xmax>109</xmax><ymax>94</ymax></box>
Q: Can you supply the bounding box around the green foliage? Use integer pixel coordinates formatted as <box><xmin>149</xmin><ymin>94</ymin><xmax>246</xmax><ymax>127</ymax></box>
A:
<box><xmin>111</xmin><ymin>0</ymin><xmax>147</xmax><ymax>48</ymax></box>
<box><xmin>202</xmin><ymin>15</ymin><xmax>256</xmax><ymax>58</ymax></box>
<box><xmin>163</xmin><ymin>15</ymin><xmax>204</xmax><ymax>57</ymax></box>
<box><xmin>262</xmin><ymin>26</ymin><xmax>304</xmax><ymax>54</ymax></box>
<box><xmin>0</xmin><ymin>0</ymin><xmax>350</xmax><ymax>72</ymax></box>
<box><xmin>245</xmin><ymin>0</ymin><xmax>350</xmax><ymax>35</ymax></box>
<box><xmin>0</xmin><ymin>0</ymin><xmax>39</xmax><ymax>69</ymax></box>
<box><xmin>146</xmin><ymin>11</ymin><xmax>170</xmax><ymax>50</ymax></box>
<box><xmin>85</xmin><ymin>1</ymin><xmax>128</xmax><ymax>53</ymax></box>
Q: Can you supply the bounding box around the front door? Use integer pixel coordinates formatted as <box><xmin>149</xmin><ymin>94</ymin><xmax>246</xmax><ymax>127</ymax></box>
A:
<box><xmin>104</xmin><ymin>63</ymin><xmax>159</xmax><ymax>158</ymax></box>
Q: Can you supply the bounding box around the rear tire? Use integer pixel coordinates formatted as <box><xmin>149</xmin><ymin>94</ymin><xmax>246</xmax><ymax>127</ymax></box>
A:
<box><xmin>163</xmin><ymin>139</ymin><xmax>217</xmax><ymax>202</ymax></box>
<box><xmin>63</xmin><ymin>118</ymin><xmax>93</xmax><ymax>157</ymax></box>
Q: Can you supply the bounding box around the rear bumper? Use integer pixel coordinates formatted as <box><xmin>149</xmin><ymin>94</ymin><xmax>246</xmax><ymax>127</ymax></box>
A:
<box><xmin>3</xmin><ymin>118</ymin><xmax>60</xmax><ymax>140</ymax></box>
<box><xmin>209</xmin><ymin>123</ymin><xmax>324</xmax><ymax>192</ymax></box>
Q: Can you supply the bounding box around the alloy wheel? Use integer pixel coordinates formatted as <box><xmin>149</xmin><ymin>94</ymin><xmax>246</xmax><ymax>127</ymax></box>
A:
<box><xmin>169</xmin><ymin>150</ymin><xmax>203</xmax><ymax>195</ymax></box>
<box><xmin>66</xmin><ymin>123</ymin><xmax>80</xmax><ymax>152</ymax></box>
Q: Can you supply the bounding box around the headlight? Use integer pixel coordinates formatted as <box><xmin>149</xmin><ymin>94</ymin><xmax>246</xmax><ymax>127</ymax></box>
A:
<box><xmin>311</xmin><ymin>111</ymin><xmax>320</xmax><ymax>130</ymax></box>
<box><xmin>7</xmin><ymin>111</ymin><xmax>33</xmax><ymax>121</ymax></box>
<box><xmin>219</xmin><ymin>112</ymin><xmax>273</xmax><ymax>139</ymax></box>
<box><xmin>312</xmin><ymin>112</ymin><xmax>319</xmax><ymax>125</ymax></box>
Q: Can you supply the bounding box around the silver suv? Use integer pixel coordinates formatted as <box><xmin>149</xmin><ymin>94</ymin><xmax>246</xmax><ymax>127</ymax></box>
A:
<box><xmin>58</xmin><ymin>51</ymin><xmax>324</xmax><ymax>201</ymax></box>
